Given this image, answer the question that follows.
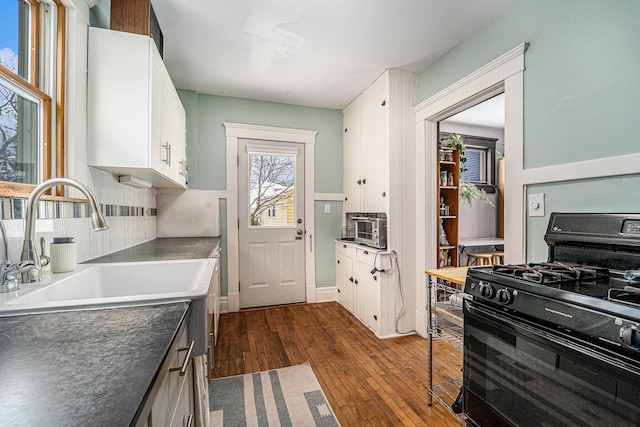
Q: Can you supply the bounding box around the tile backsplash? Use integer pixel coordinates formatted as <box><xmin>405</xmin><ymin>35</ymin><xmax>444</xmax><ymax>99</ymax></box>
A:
<box><xmin>2</xmin><ymin>168</ymin><xmax>157</xmax><ymax>264</ymax></box>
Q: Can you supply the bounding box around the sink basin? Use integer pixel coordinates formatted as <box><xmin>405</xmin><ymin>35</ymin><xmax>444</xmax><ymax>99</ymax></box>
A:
<box><xmin>0</xmin><ymin>259</ymin><xmax>215</xmax><ymax>316</ymax></box>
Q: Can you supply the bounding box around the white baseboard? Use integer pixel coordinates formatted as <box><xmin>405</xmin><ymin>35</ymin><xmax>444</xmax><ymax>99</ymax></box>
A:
<box><xmin>219</xmin><ymin>297</ymin><xmax>228</xmax><ymax>314</ymax></box>
<box><xmin>315</xmin><ymin>286</ymin><xmax>338</xmax><ymax>303</ymax></box>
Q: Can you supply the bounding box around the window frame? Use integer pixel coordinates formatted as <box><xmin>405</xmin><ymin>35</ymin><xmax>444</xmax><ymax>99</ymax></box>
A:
<box><xmin>441</xmin><ymin>132</ymin><xmax>498</xmax><ymax>191</ymax></box>
<box><xmin>0</xmin><ymin>0</ymin><xmax>66</xmax><ymax>198</ymax></box>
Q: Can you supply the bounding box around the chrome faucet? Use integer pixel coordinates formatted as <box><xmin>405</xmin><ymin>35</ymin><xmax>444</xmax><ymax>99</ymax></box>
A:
<box><xmin>20</xmin><ymin>178</ymin><xmax>109</xmax><ymax>282</ymax></box>
<box><xmin>0</xmin><ymin>218</ymin><xmax>37</xmax><ymax>292</ymax></box>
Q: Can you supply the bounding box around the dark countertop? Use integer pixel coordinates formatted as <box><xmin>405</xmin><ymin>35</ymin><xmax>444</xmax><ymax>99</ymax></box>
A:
<box><xmin>87</xmin><ymin>236</ymin><xmax>220</xmax><ymax>263</ymax></box>
<box><xmin>0</xmin><ymin>302</ymin><xmax>189</xmax><ymax>426</ymax></box>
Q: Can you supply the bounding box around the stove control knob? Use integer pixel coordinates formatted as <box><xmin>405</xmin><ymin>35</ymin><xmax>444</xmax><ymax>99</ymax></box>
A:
<box><xmin>496</xmin><ymin>288</ymin><xmax>514</xmax><ymax>305</ymax></box>
<box><xmin>479</xmin><ymin>282</ymin><xmax>495</xmax><ymax>298</ymax></box>
<box><xmin>620</xmin><ymin>325</ymin><xmax>640</xmax><ymax>348</ymax></box>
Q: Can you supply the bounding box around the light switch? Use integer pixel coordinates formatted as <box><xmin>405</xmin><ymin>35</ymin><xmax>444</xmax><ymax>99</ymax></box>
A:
<box><xmin>324</xmin><ymin>204</ymin><xmax>331</xmax><ymax>214</ymax></box>
<box><xmin>528</xmin><ymin>193</ymin><xmax>545</xmax><ymax>217</ymax></box>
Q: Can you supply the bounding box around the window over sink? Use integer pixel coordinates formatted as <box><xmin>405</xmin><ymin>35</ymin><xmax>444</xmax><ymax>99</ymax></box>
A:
<box><xmin>0</xmin><ymin>0</ymin><xmax>66</xmax><ymax>196</ymax></box>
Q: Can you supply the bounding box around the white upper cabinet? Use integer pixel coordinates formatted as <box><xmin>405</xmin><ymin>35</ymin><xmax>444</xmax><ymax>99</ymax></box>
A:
<box><xmin>88</xmin><ymin>27</ymin><xmax>187</xmax><ymax>188</ymax></box>
<box><xmin>343</xmin><ymin>72</ymin><xmax>397</xmax><ymax>214</ymax></box>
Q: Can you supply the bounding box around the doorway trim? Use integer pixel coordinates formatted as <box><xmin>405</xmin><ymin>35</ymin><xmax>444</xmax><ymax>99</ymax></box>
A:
<box><xmin>224</xmin><ymin>122</ymin><xmax>317</xmax><ymax>312</ymax></box>
<box><xmin>413</xmin><ymin>43</ymin><xmax>527</xmax><ymax>336</ymax></box>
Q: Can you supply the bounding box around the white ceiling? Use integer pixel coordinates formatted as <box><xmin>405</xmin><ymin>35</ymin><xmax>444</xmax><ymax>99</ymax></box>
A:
<box><xmin>152</xmin><ymin>0</ymin><xmax>515</xmax><ymax>110</ymax></box>
<box><xmin>443</xmin><ymin>93</ymin><xmax>505</xmax><ymax>129</ymax></box>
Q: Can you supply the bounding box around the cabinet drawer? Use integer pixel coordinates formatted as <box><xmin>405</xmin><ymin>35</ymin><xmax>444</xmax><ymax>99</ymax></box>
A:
<box><xmin>336</xmin><ymin>242</ymin><xmax>356</xmax><ymax>258</ymax></box>
<box><xmin>356</xmin><ymin>247</ymin><xmax>379</xmax><ymax>264</ymax></box>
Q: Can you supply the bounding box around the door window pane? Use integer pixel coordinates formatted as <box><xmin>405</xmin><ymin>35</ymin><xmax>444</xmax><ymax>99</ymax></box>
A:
<box><xmin>248</xmin><ymin>153</ymin><xmax>295</xmax><ymax>227</ymax></box>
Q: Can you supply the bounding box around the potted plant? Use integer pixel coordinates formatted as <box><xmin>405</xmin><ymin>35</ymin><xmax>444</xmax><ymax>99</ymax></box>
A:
<box><xmin>440</xmin><ymin>133</ymin><xmax>494</xmax><ymax>208</ymax></box>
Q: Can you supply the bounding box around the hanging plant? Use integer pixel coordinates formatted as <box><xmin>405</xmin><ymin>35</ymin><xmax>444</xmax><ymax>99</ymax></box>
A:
<box><xmin>460</xmin><ymin>182</ymin><xmax>495</xmax><ymax>208</ymax></box>
<box><xmin>441</xmin><ymin>133</ymin><xmax>494</xmax><ymax>208</ymax></box>
<box><xmin>440</xmin><ymin>133</ymin><xmax>467</xmax><ymax>173</ymax></box>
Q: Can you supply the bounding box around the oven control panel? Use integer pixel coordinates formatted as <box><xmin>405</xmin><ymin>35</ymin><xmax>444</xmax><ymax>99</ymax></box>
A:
<box><xmin>467</xmin><ymin>280</ymin><xmax>515</xmax><ymax>306</ymax></box>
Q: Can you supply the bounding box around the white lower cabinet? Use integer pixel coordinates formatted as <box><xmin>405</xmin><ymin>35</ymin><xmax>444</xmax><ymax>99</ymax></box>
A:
<box><xmin>335</xmin><ymin>241</ymin><xmax>382</xmax><ymax>335</ymax></box>
<box><xmin>144</xmin><ymin>320</ymin><xmax>195</xmax><ymax>427</ymax></box>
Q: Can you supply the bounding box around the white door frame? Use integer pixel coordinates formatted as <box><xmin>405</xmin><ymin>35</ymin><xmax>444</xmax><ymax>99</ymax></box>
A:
<box><xmin>224</xmin><ymin>122</ymin><xmax>317</xmax><ymax>312</ymax></box>
<box><xmin>413</xmin><ymin>43</ymin><xmax>527</xmax><ymax>337</ymax></box>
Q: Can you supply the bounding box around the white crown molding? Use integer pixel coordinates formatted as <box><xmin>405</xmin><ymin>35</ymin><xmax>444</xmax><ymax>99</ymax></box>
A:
<box><xmin>223</xmin><ymin>122</ymin><xmax>318</xmax><ymax>144</ymax></box>
<box><xmin>414</xmin><ymin>42</ymin><xmax>528</xmax><ymax>116</ymax></box>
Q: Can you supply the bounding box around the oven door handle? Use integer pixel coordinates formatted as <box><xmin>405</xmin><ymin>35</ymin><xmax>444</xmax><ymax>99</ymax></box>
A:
<box><xmin>465</xmin><ymin>300</ymin><xmax>639</xmax><ymax>375</ymax></box>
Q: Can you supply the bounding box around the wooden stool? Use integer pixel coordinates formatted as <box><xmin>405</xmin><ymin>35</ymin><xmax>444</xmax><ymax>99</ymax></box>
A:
<box><xmin>491</xmin><ymin>251</ymin><xmax>505</xmax><ymax>265</ymax></box>
<box><xmin>467</xmin><ymin>253</ymin><xmax>494</xmax><ymax>266</ymax></box>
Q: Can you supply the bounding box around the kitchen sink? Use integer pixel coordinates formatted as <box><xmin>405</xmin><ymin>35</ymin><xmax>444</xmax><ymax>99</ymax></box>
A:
<box><xmin>0</xmin><ymin>259</ymin><xmax>215</xmax><ymax>316</ymax></box>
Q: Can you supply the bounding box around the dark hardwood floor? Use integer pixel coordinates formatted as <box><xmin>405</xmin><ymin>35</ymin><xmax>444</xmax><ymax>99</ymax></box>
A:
<box><xmin>212</xmin><ymin>302</ymin><xmax>463</xmax><ymax>426</ymax></box>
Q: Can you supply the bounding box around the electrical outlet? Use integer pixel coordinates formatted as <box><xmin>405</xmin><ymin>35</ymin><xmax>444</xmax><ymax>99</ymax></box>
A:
<box><xmin>528</xmin><ymin>193</ymin><xmax>545</xmax><ymax>217</ymax></box>
<box><xmin>324</xmin><ymin>204</ymin><xmax>331</xmax><ymax>214</ymax></box>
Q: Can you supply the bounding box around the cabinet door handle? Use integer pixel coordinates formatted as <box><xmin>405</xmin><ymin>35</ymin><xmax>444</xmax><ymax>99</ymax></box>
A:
<box><xmin>363</xmin><ymin>250</ymin><xmax>369</xmax><ymax>255</ymax></box>
<box><xmin>167</xmin><ymin>143</ymin><xmax>172</xmax><ymax>167</ymax></box>
<box><xmin>349</xmin><ymin>277</ymin><xmax>354</xmax><ymax>282</ymax></box>
<box><xmin>169</xmin><ymin>339</ymin><xmax>194</xmax><ymax>376</ymax></box>
<box><xmin>161</xmin><ymin>142</ymin><xmax>169</xmax><ymax>163</ymax></box>
<box><xmin>186</xmin><ymin>414</ymin><xmax>194</xmax><ymax>427</ymax></box>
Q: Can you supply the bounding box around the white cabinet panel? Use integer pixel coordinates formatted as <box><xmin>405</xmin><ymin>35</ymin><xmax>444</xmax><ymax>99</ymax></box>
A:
<box><xmin>335</xmin><ymin>241</ymin><xmax>381</xmax><ymax>334</ymax></box>
<box><xmin>88</xmin><ymin>27</ymin><xmax>186</xmax><ymax>188</ymax></box>
<box><xmin>340</xmin><ymin>69</ymin><xmax>417</xmax><ymax>337</ymax></box>
<box><xmin>343</xmin><ymin>75</ymin><xmax>389</xmax><ymax>213</ymax></box>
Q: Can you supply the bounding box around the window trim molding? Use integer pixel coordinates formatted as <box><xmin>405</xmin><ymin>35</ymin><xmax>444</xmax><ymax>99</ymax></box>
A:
<box><xmin>0</xmin><ymin>0</ymin><xmax>67</xmax><ymax>198</ymax></box>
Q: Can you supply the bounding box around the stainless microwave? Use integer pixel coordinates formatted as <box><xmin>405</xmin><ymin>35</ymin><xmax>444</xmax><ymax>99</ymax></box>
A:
<box><xmin>353</xmin><ymin>216</ymin><xmax>387</xmax><ymax>249</ymax></box>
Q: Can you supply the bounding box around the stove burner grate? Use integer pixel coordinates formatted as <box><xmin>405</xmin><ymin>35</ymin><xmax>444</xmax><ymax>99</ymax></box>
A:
<box><xmin>491</xmin><ymin>263</ymin><xmax>609</xmax><ymax>285</ymax></box>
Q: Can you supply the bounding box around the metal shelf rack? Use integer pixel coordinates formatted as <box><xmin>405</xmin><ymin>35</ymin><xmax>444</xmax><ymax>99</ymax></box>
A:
<box><xmin>425</xmin><ymin>267</ymin><xmax>469</xmax><ymax>424</ymax></box>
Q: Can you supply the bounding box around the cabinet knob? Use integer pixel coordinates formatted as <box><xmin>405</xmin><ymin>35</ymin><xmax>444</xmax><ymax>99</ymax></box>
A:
<box><xmin>362</xmin><ymin>178</ymin><xmax>367</xmax><ymax>185</ymax></box>
<box><xmin>357</xmin><ymin>179</ymin><xmax>362</xmax><ymax>185</ymax></box>
<box><xmin>337</xmin><ymin>260</ymin><xmax>340</xmax><ymax>264</ymax></box>
<box><xmin>349</xmin><ymin>277</ymin><xmax>354</xmax><ymax>282</ymax></box>
<box><xmin>373</xmin><ymin>275</ymin><xmax>377</xmax><ymax>281</ymax></box>
<box><xmin>355</xmin><ymin>279</ymin><xmax>359</xmax><ymax>285</ymax></box>
<box><xmin>363</xmin><ymin>250</ymin><xmax>369</xmax><ymax>255</ymax></box>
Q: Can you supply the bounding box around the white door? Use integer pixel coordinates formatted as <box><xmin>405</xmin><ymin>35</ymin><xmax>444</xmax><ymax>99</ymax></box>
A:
<box><xmin>238</xmin><ymin>139</ymin><xmax>306</xmax><ymax>308</ymax></box>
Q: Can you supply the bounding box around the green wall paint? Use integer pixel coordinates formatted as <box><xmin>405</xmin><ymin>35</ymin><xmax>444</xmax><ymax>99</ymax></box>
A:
<box><xmin>177</xmin><ymin>91</ymin><xmax>343</xmax><ymax>193</ymax></box>
<box><xmin>417</xmin><ymin>0</ymin><xmax>640</xmax><ymax>259</ymax></box>
<box><xmin>527</xmin><ymin>176</ymin><xmax>640</xmax><ymax>261</ymax></box>
<box><xmin>314</xmin><ymin>201</ymin><xmax>344</xmax><ymax>288</ymax></box>
<box><xmin>177</xmin><ymin>92</ymin><xmax>345</xmax><ymax>294</ymax></box>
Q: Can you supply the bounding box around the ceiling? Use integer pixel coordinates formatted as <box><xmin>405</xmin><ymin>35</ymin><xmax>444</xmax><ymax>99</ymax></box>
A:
<box><xmin>152</xmin><ymin>0</ymin><xmax>515</xmax><ymax>110</ymax></box>
<box><xmin>443</xmin><ymin>93</ymin><xmax>505</xmax><ymax>129</ymax></box>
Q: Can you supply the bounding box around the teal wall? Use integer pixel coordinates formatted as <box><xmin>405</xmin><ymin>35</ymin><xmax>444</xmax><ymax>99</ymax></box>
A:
<box><xmin>417</xmin><ymin>0</ymin><xmax>640</xmax><ymax>259</ymax></box>
<box><xmin>177</xmin><ymin>91</ymin><xmax>344</xmax><ymax>295</ymax></box>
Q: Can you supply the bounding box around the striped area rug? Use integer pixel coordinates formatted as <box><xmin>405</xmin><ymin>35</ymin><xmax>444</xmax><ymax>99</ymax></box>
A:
<box><xmin>209</xmin><ymin>362</ymin><xmax>340</xmax><ymax>426</ymax></box>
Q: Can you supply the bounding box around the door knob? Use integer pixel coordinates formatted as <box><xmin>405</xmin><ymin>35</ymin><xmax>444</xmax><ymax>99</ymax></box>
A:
<box><xmin>297</xmin><ymin>218</ymin><xmax>303</xmax><ymax>224</ymax></box>
<box><xmin>296</xmin><ymin>229</ymin><xmax>303</xmax><ymax>236</ymax></box>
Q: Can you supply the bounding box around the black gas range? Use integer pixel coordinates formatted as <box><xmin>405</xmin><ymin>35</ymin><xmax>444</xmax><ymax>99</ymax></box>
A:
<box><xmin>461</xmin><ymin>213</ymin><xmax>640</xmax><ymax>427</ymax></box>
